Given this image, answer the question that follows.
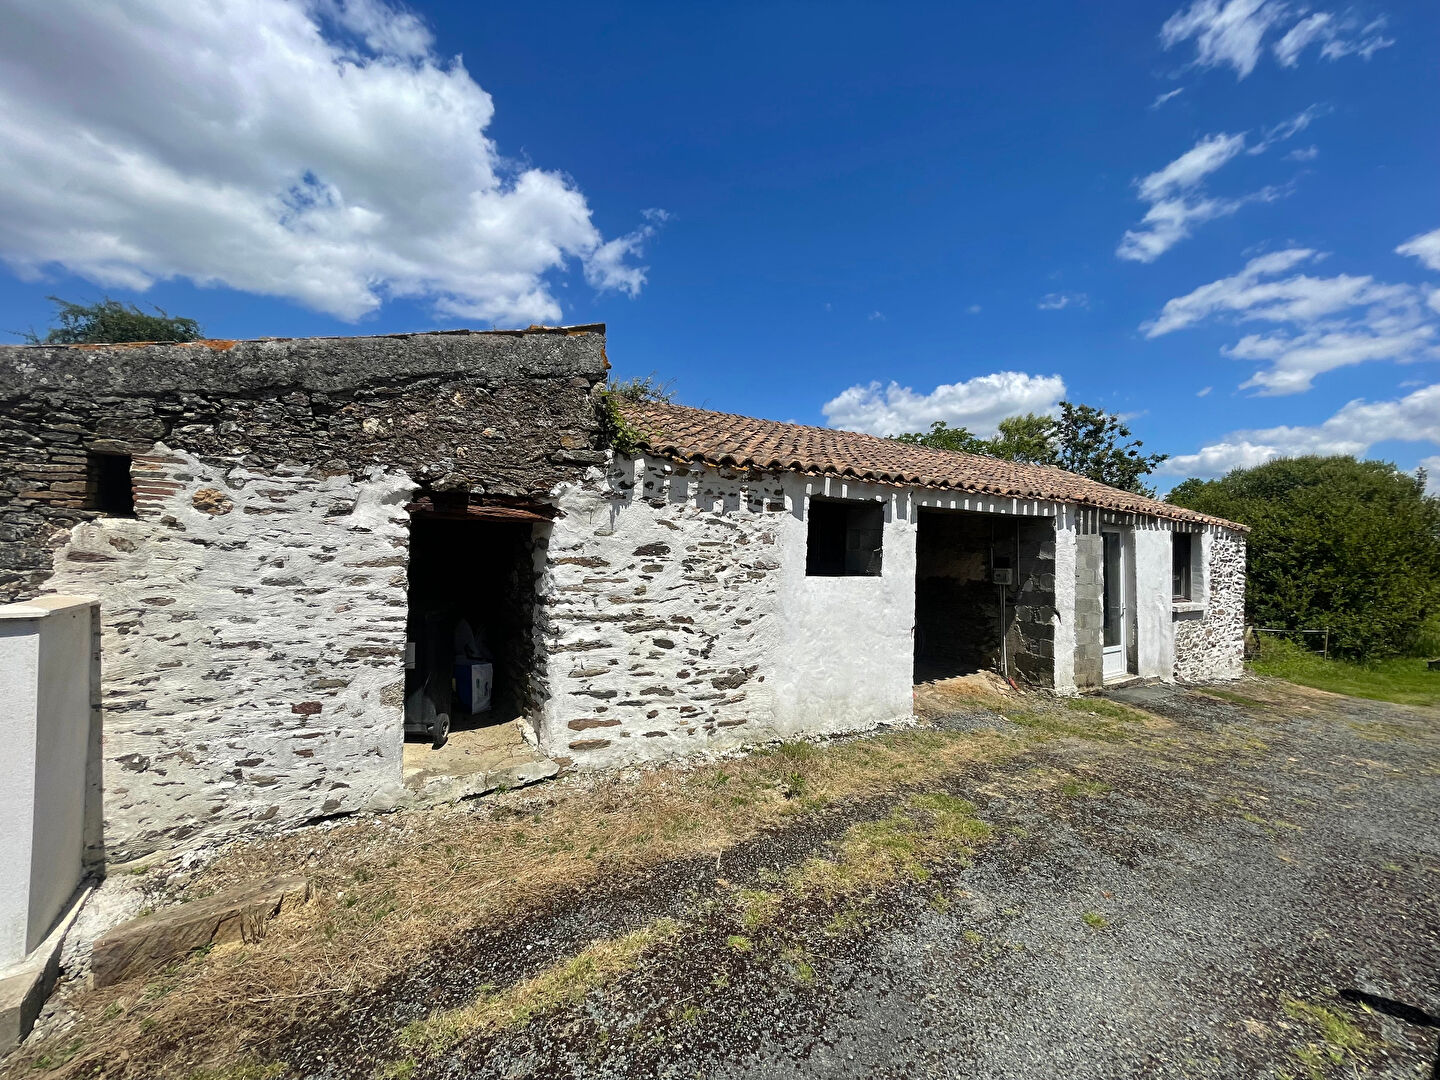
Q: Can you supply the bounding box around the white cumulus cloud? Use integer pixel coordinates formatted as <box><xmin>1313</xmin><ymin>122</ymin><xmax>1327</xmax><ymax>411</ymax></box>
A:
<box><xmin>1162</xmin><ymin>383</ymin><xmax>1440</xmax><ymax>477</ymax></box>
<box><xmin>0</xmin><ymin>0</ymin><xmax>660</xmax><ymax>325</ymax></box>
<box><xmin>1397</xmin><ymin>227</ymin><xmax>1440</xmax><ymax>272</ymax></box>
<box><xmin>822</xmin><ymin>373</ymin><xmax>1067</xmax><ymax>438</ymax></box>
<box><xmin>1161</xmin><ymin>0</ymin><xmax>1395</xmax><ymax>79</ymax></box>
<box><xmin>1144</xmin><ymin>248</ymin><xmax>1439</xmax><ymax>394</ymax></box>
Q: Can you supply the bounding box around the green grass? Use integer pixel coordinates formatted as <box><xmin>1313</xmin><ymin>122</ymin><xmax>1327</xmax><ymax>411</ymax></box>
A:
<box><xmin>1252</xmin><ymin>638</ymin><xmax>1440</xmax><ymax>708</ymax></box>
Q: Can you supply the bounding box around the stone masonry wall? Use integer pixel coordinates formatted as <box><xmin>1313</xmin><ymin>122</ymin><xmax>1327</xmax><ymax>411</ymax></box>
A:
<box><xmin>535</xmin><ymin>456</ymin><xmax>787</xmax><ymax>769</ymax></box>
<box><xmin>46</xmin><ymin>450</ymin><xmax>412</xmax><ymax>860</ymax></box>
<box><xmin>0</xmin><ymin>328</ymin><xmax>609</xmax><ymax>856</ymax></box>
<box><xmin>0</xmin><ymin>328</ymin><xmax>607</xmax><ymax>603</ymax></box>
<box><xmin>1174</xmin><ymin>528</ymin><xmax>1246</xmax><ymax>682</ymax></box>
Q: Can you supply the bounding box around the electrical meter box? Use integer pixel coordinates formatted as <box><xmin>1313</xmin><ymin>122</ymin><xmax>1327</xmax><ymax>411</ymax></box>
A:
<box><xmin>992</xmin><ymin>555</ymin><xmax>1014</xmax><ymax>586</ymax></box>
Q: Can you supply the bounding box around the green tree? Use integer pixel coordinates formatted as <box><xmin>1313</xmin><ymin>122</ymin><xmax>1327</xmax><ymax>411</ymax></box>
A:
<box><xmin>893</xmin><ymin>420</ymin><xmax>989</xmax><ymax>454</ymax></box>
<box><xmin>987</xmin><ymin>413</ymin><xmax>1057</xmax><ymax>466</ymax></box>
<box><xmin>1168</xmin><ymin>456</ymin><xmax>1440</xmax><ymax>660</ymax></box>
<box><xmin>892</xmin><ymin>402</ymin><xmax>1167</xmax><ymax>495</ymax></box>
<box><xmin>1048</xmin><ymin>402</ymin><xmax>1168</xmax><ymax>496</ymax></box>
<box><xmin>23</xmin><ymin>296</ymin><xmax>201</xmax><ymax>344</ymax></box>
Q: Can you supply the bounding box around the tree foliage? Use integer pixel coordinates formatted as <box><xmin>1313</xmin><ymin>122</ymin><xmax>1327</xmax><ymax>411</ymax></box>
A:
<box><xmin>892</xmin><ymin>421</ymin><xmax>989</xmax><ymax>454</ymax></box>
<box><xmin>24</xmin><ymin>296</ymin><xmax>201</xmax><ymax>345</ymax></box>
<box><xmin>1168</xmin><ymin>456</ymin><xmax>1440</xmax><ymax>660</ymax></box>
<box><xmin>893</xmin><ymin>402</ymin><xmax>1168</xmax><ymax>494</ymax></box>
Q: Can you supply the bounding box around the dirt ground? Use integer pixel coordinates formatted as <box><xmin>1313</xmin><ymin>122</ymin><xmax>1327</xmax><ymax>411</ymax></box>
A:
<box><xmin>10</xmin><ymin>677</ymin><xmax>1440</xmax><ymax>1080</ymax></box>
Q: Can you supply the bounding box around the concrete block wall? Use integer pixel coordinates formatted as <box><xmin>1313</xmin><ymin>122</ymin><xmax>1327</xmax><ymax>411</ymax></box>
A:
<box><xmin>1073</xmin><ymin>514</ymin><xmax>1105</xmax><ymax>688</ymax></box>
<box><xmin>1009</xmin><ymin>518</ymin><xmax>1057</xmax><ymax>687</ymax></box>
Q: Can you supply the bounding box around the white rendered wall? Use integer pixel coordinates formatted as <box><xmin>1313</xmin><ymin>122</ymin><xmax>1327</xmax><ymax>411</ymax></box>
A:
<box><xmin>0</xmin><ymin>595</ymin><xmax>99</xmax><ymax>967</ymax></box>
<box><xmin>768</xmin><ymin>474</ymin><xmax>917</xmax><ymax>738</ymax></box>
<box><xmin>1132</xmin><ymin>523</ymin><xmax>1176</xmax><ymax>680</ymax></box>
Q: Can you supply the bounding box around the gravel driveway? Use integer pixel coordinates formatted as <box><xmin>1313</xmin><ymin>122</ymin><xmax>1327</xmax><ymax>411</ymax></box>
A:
<box><xmin>331</xmin><ymin>680</ymin><xmax>1439</xmax><ymax>1080</ymax></box>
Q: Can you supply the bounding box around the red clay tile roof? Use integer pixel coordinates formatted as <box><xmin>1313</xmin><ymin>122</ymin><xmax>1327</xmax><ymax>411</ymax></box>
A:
<box><xmin>620</xmin><ymin>400</ymin><xmax>1245</xmax><ymax>532</ymax></box>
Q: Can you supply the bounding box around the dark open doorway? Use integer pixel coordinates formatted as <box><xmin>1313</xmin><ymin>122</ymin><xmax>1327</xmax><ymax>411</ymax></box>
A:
<box><xmin>405</xmin><ymin>513</ymin><xmax>539</xmax><ymax>748</ymax></box>
<box><xmin>914</xmin><ymin>508</ymin><xmax>1019</xmax><ymax>683</ymax></box>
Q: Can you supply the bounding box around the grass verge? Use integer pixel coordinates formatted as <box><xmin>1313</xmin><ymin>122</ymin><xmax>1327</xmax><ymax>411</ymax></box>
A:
<box><xmin>1251</xmin><ymin>638</ymin><xmax>1440</xmax><ymax>708</ymax></box>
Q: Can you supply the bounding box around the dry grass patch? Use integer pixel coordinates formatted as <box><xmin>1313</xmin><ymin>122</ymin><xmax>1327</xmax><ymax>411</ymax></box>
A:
<box><xmin>7</xmin><ymin>724</ymin><xmax>1035</xmax><ymax>1078</ymax></box>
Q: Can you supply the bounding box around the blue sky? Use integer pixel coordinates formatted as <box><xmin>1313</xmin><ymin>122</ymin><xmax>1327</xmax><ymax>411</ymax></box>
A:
<box><xmin>2</xmin><ymin>0</ymin><xmax>1437</xmax><ymax>490</ymax></box>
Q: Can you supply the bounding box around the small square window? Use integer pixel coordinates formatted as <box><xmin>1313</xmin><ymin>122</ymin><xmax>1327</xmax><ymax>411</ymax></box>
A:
<box><xmin>86</xmin><ymin>452</ymin><xmax>135</xmax><ymax>516</ymax></box>
<box><xmin>1172</xmin><ymin>533</ymin><xmax>1193</xmax><ymax>600</ymax></box>
<box><xmin>806</xmin><ymin>498</ymin><xmax>883</xmax><ymax>577</ymax></box>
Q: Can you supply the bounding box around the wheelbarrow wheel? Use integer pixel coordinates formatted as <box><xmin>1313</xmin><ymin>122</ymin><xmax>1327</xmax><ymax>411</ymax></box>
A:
<box><xmin>431</xmin><ymin>711</ymin><xmax>450</xmax><ymax>749</ymax></box>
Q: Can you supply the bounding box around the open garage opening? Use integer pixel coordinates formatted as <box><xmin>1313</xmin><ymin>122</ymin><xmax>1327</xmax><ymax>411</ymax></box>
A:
<box><xmin>405</xmin><ymin>512</ymin><xmax>542</xmax><ymax>749</ymax></box>
<box><xmin>914</xmin><ymin>508</ymin><xmax>1056</xmax><ymax>688</ymax></box>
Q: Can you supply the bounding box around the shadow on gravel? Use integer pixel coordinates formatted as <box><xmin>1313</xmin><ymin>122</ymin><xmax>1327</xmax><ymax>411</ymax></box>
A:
<box><xmin>1341</xmin><ymin>989</ymin><xmax>1440</xmax><ymax>1079</ymax></box>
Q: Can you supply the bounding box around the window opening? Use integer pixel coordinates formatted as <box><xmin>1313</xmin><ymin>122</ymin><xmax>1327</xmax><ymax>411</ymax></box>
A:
<box><xmin>1172</xmin><ymin>533</ymin><xmax>1193</xmax><ymax>600</ymax></box>
<box><xmin>85</xmin><ymin>452</ymin><xmax>134</xmax><ymax>516</ymax></box>
<box><xmin>806</xmin><ymin>498</ymin><xmax>883</xmax><ymax>576</ymax></box>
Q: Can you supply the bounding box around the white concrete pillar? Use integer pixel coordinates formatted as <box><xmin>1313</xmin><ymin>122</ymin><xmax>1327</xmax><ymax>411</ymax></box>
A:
<box><xmin>0</xmin><ymin>596</ymin><xmax>101</xmax><ymax>968</ymax></box>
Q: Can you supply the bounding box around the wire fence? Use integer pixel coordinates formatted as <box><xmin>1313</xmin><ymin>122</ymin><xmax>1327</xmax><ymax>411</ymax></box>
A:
<box><xmin>1248</xmin><ymin>625</ymin><xmax>1331</xmax><ymax>660</ymax></box>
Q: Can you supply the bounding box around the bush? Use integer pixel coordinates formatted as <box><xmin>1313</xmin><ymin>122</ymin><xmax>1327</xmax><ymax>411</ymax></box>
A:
<box><xmin>1168</xmin><ymin>456</ymin><xmax>1440</xmax><ymax>660</ymax></box>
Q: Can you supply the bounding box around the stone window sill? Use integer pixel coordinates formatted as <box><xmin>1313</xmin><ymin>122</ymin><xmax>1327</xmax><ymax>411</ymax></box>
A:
<box><xmin>1172</xmin><ymin>601</ymin><xmax>1206</xmax><ymax>615</ymax></box>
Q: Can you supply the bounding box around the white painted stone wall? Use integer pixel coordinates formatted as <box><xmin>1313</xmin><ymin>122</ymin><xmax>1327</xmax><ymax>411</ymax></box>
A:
<box><xmin>0</xmin><ymin>595</ymin><xmax>99</xmax><ymax>967</ymax></box>
<box><xmin>1132</xmin><ymin>522</ymin><xmax>1176</xmax><ymax>680</ymax></box>
<box><xmin>537</xmin><ymin>457</ymin><xmax>786</xmax><ymax>766</ymax></box>
<box><xmin>536</xmin><ymin>459</ymin><xmax>918</xmax><ymax>767</ymax></box>
<box><xmin>45</xmin><ymin>446</ymin><xmax>413</xmax><ymax>859</ymax></box>
<box><xmin>1174</xmin><ymin>527</ymin><xmax>1246</xmax><ymax>681</ymax></box>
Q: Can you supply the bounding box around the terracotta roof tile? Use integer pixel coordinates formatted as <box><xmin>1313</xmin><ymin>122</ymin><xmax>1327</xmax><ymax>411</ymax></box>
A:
<box><xmin>620</xmin><ymin>400</ymin><xmax>1245</xmax><ymax>532</ymax></box>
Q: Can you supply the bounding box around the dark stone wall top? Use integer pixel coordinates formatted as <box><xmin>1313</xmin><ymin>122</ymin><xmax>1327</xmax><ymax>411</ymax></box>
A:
<box><xmin>0</xmin><ymin>325</ymin><xmax>611</xmax><ymax>602</ymax></box>
<box><xmin>0</xmin><ymin>325</ymin><xmax>608</xmax><ymax>398</ymax></box>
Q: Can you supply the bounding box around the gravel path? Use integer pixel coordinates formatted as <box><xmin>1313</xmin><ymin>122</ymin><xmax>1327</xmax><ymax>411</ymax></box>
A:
<box><xmin>278</xmin><ymin>680</ymin><xmax>1439</xmax><ymax>1080</ymax></box>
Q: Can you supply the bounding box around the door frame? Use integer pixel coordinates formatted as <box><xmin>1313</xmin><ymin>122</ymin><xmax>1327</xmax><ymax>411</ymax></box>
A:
<box><xmin>1100</xmin><ymin>526</ymin><xmax>1134</xmax><ymax>682</ymax></box>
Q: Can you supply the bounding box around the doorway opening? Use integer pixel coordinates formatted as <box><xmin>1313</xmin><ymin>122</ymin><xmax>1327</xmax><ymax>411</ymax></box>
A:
<box><xmin>1100</xmin><ymin>526</ymin><xmax>1135</xmax><ymax>683</ymax></box>
<box><xmin>405</xmin><ymin>513</ymin><xmax>539</xmax><ymax>749</ymax></box>
<box><xmin>913</xmin><ymin>508</ymin><xmax>1020</xmax><ymax>683</ymax></box>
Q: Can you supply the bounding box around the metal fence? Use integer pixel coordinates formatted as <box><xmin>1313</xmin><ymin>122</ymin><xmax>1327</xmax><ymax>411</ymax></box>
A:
<box><xmin>1249</xmin><ymin>625</ymin><xmax>1330</xmax><ymax>660</ymax></box>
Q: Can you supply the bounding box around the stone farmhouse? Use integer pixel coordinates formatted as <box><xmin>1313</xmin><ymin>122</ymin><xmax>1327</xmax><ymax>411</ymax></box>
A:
<box><xmin>0</xmin><ymin>325</ymin><xmax>1245</xmax><ymax>861</ymax></box>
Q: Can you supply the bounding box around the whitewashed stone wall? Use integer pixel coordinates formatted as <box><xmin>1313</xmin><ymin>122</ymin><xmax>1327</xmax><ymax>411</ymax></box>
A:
<box><xmin>535</xmin><ymin>459</ymin><xmax>919</xmax><ymax>768</ymax></box>
<box><xmin>536</xmin><ymin>457</ymin><xmax>786</xmax><ymax>767</ymax></box>
<box><xmin>46</xmin><ymin>446</ymin><xmax>412</xmax><ymax>859</ymax></box>
<box><xmin>1173</xmin><ymin>527</ymin><xmax>1246</xmax><ymax>681</ymax></box>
